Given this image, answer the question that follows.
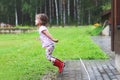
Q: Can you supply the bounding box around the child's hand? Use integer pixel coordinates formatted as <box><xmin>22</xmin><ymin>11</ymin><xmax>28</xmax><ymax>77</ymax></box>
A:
<box><xmin>53</xmin><ymin>39</ymin><xmax>59</xmax><ymax>43</ymax></box>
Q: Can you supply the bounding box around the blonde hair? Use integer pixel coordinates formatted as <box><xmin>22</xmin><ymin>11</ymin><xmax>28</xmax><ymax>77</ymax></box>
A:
<box><xmin>36</xmin><ymin>13</ymin><xmax>48</xmax><ymax>25</ymax></box>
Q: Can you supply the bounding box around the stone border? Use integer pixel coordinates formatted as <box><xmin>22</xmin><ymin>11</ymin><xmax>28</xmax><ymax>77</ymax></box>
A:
<box><xmin>0</xmin><ymin>28</ymin><xmax>36</xmax><ymax>34</ymax></box>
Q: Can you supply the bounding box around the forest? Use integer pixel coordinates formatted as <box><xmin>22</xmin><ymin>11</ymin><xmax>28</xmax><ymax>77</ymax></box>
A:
<box><xmin>0</xmin><ymin>0</ymin><xmax>111</xmax><ymax>26</ymax></box>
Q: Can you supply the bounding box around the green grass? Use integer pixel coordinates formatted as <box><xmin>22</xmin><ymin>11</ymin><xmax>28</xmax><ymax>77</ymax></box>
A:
<box><xmin>0</xmin><ymin>26</ymin><xmax>108</xmax><ymax>80</ymax></box>
<box><xmin>91</xmin><ymin>26</ymin><xmax>104</xmax><ymax>36</ymax></box>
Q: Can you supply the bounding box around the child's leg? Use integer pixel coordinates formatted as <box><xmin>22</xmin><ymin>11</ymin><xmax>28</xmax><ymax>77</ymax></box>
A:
<box><xmin>45</xmin><ymin>45</ymin><xmax>56</xmax><ymax>62</ymax></box>
<box><xmin>46</xmin><ymin>45</ymin><xmax>65</xmax><ymax>73</ymax></box>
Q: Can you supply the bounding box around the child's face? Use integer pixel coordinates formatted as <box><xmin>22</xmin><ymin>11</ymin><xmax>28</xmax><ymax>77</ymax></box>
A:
<box><xmin>35</xmin><ymin>16</ymin><xmax>42</xmax><ymax>26</ymax></box>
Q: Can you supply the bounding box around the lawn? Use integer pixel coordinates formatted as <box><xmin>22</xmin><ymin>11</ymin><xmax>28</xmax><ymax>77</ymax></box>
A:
<box><xmin>0</xmin><ymin>26</ymin><xmax>108</xmax><ymax>80</ymax></box>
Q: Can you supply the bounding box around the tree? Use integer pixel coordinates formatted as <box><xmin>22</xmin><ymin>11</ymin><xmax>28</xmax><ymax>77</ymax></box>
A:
<box><xmin>0</xmin><ymin>0</ymin><xmax>111</xmax><ymax>26</ymax></box>
<box><xmin>55</xmin><ymin>0</ymin><xmax>59</xmax><ymax>25</ymax></box>
<box><xmin>49</xmin><ymin>0</ymin><xmax>52</xmax><ymax>25</ymax></box>
<box><xmin>67</xmin><ymin>0</ymin><xmax>70</xmax><ymax>24</ymax></box>
<box><xmin>62</xmin><ymin>0</ymin><xmax>66</xmax><ymax>26</ymax></box>
<box><xmin>77</xmin><ymin>0</ymin><xmax>81</xmax><ymax>25</ymax></box>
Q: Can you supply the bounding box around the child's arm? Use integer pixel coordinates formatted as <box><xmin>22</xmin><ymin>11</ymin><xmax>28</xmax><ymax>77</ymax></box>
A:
<box><xmin>42</xmin><ymin>30</ymin><xmax>58</xmax><ymax>43</ymax></box>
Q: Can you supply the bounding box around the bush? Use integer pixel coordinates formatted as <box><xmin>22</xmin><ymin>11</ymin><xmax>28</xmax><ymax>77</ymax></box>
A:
<box><xmin>91</xmin><ymin>26</ymin><xmax>103</xmax><ymax>36</ymax></box>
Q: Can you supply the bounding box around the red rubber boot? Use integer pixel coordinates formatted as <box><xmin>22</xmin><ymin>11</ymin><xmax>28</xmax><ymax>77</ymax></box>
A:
<box><xmin>53</xmin><ymin>58</ymin><xmax>65</xmax><ymax>73</ymax></box>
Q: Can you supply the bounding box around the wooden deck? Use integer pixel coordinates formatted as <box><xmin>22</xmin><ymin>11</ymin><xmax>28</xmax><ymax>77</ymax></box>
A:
<box><xmin>57</xmin><ymin>36</ymin><xmax>120</xmax><ymax>80</ymax></box>
<box><xmin>57</xmin><ymin>60</ymin><xmax>120</xmax><ymax>80</ymax></box>
<box><xmin>42</xmin><ymin>36</ymin><xmax>120</xmax><ymax>80</ymax></box>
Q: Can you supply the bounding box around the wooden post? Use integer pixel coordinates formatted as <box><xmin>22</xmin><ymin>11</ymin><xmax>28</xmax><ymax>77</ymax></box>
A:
<box><xmin>111</xmin><ymin>0</ymin><xmax>115</xmax><ymax>51</ymax></box>
<box><xmin>112</xmin><ymin>0</ymin><xmax>120</xmax><ymax>72</ymax></box>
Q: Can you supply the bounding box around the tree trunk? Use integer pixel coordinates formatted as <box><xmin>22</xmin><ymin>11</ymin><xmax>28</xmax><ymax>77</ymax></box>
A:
<box><xmin>95</xmin><ymin>0</ymin><xmax>98</xmax><ymax>6</ymax></box>
<box><xmin>35</xmin><ymin>0</ymin><xmax>38</xmax><ymax>15</ymax></box>
<box><xmin>15</xmin><ymin>0</ymin><xmax>18</xmax><ymax>26</ymax></box>
<box><xmin>44</xmin><ymin>0</ymin><xmax>47</xmax><ymax>14</ymax></box>
<box><xmin>52</xmin><ymin>0</ymin><xmax>55</xmax><ymax>20</ymax></box>
<box><xmin>77</xmin><ymin>0</ymin><xmax>81</xmax><ymax>25</ymax></box>
<box><xmin>49</xmin><ymin>0</ymin><xmax>52</xmax><ymax>25</ymax></box>
<box><xmin>67</xmin><ymin>0</ymin><xmax>70</xmax><ymax>24</ymax></box>
<box><xmin>55</xmin><ymin>0</ymin><xmax>59</xmax><ymax>25</ymax></box>
<box><xmin>74</xmin><ymin>0</ymin><xmax>77</xmax><ymax>21</ymax></box>
<box><xmin>62</xmin><ymin>0</ymin><xmax>66</xmax><ymax>26</ymax></box>
<box><xmin>40</xmin><ymin>0</ymin><xmax>42</xmax><ymax>13</ymax></box>
<box><xmin>7</xmin><ymin>16</ymin><xmax>10</xmax><ymax>23</ymax></box>
<box><xmin>88</xmin><ymin>10</ymin><xmax>91</xmax><ymax>25</ymax></box>
<box><xmin>59</xmin><ymin>0</ymin><xmax>63</xmax><ymax>26</ymax></box>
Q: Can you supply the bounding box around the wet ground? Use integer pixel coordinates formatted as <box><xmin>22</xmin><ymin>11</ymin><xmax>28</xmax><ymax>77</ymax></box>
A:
<box><xmin>42</xmin><ymin>36</ymin><xmax>120</xmax><ymax>80</ymax></box>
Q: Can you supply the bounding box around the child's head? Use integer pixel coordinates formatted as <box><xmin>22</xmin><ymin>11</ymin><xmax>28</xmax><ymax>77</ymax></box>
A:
<box><xmin>35</xmin><ymin>13</ymin><xmax>48</xmax><ymax>26</ymax></box>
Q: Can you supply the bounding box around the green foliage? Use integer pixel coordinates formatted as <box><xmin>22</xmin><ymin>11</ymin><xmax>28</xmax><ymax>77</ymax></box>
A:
<box><xmin>22</xmin><ymin>2</ymin><xmax>31</xmax><ymax>13</ymax></box>
<box><xmin>0</xmin><ymin>26</ymin><xmax>108</xmax><ymax>80</ymax></box>
<box><xmin>91</xmin><ymin>26</ymin><xmax>104</xmax><ymax>36</ymax></box>
<box><xmin>102</xmin><ymin>3</ymin><xmax>111</xmax><ymax>11</ymax></box>
<box><xmin>0</xmin><ymin>0</ymin><xmax>112</xmax><ymax>25</ymax></box>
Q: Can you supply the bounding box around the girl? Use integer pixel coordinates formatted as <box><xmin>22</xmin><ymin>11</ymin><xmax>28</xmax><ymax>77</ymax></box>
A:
<box><xmin>35</xmin><ymin>13</ymin><xmax>65</xmax><ymax>73</ymax></box>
